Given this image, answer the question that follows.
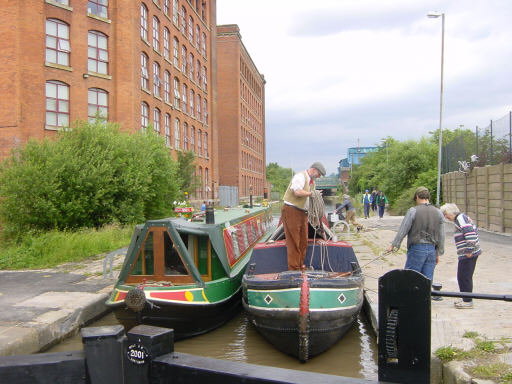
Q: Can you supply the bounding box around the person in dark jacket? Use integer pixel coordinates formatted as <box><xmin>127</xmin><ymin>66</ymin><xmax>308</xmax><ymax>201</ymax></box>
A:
<box><xmin>386</xmin><ymin>187</ymin><xmax>445</xmax><ymax>281</ymax></box>
<box><xmin>371</xmin><ymin>189</ymin><xmax>377</xmax><ymax>214</ymax></box>
<box><xmin>440</xmin><ymin>203</ymin><xmax>482</xmax><ymax>309</ymax></box>
<box><xmin>375</xmin><ymin>191</ymin><xmax>389</xmax><ymax>219</ymax></box>
<box><xmin>361</xmin><ymin>190</ymin><xmax>372</xmax><ymax>219</ymax></box>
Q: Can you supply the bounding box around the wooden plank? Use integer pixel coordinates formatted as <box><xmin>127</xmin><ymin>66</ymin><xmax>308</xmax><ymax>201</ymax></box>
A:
<box><xmin>488</xmin><ymin>174</ymin><xmax>501</xmax><ymax>183</ymax></box>
<box><xmin>489</xmin><ymin>200</ymin><xmax>502</xmax><ymax>208</ymax></box>
<box><xmin>489</xmin><ymin>191</ymin><xmax>502</xmax><ymax>200</ymax></box>
<box><xmin>504</xmin><ymin>163</ymin><xmax>512</xmax><ymax>174</ymax></box>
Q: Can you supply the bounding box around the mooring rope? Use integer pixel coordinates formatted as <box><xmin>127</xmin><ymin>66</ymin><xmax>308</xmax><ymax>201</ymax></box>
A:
<box><xmin>307</xmin><ymin>190</ymin><xmax>325</xmax><ymax>230</ymax></box>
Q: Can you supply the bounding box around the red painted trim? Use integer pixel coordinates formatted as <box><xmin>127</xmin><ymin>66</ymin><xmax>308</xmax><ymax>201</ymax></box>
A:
<box><xmin>254</xmin><ymin>239</ymin><xmax>352</xmax><ymax>249</ymax></box>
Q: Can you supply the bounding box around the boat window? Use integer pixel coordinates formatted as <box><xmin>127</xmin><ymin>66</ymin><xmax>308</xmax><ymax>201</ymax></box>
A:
<box><xmin>164</xmin><ymin>231</ymin><xmax>188</xmax><ymax>275</ymax></box>
<box><xmin>131</xmin><ymin>232</ymin><xmax>155</xmax><ymax>275</ymax></box>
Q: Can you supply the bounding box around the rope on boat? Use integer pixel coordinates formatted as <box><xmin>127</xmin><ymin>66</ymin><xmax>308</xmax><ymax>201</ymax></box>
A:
<box><xmin>360</xmin><ymin>250</ymin><xmax>393</xmax><ymax>269</ymax></box>
<box><xmin>307</xmin><ymin>190</ymin><xmax>325</xmax><ymax>230</ymax></box>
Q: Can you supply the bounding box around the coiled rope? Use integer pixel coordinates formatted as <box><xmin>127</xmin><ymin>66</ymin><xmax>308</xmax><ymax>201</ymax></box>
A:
<box><xmin>307</xmin><ymin>190</ymin><xmax>336</xmax><ymax>272</ymax></box>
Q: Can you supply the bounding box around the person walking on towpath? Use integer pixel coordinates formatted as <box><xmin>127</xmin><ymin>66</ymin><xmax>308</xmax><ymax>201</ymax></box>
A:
<box><xmin>361</xmin><ymin>190</ymin><xmax>372</xmax><ymax>219</ymax></box>
<box><xmin>281</xmin><ymin>162</ymin><xmax>326</xmax><ymax>270</ymax></box>
<box><xmin>371</xmin><ymin>189</ymin><xmax>378</xmax><ymax>214</ymax></box>
<box><xmin>386</xmin><ymin>186</ymin><xmax>445</xmax><ymax>281</ymax></box>
<box><xmin>440</xmin><ymin>203</ymin><xmax>482</xmax><ymax>309</ymax></box>
<box><xmin>375</xmin><ymin>191</ymin><xmax>389</xmax><ymax>219</ymax></box>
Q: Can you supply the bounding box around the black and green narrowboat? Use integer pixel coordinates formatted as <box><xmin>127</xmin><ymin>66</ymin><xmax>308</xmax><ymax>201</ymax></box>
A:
<box><xmin>242</xmin><ymin>221</ymin><xmax>364</xmax><ymax>362</ymax></box>
<box><xmin>106</xmin><ymin>206</ymin><xmax>274</xmax><ymax>339</ymax></box>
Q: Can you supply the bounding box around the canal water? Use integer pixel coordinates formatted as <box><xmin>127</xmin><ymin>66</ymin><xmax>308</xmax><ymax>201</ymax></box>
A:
<box><xmin>46</xmin><ymin>196</ymin><xmax>378</xmax><ymax>380</ymax></box>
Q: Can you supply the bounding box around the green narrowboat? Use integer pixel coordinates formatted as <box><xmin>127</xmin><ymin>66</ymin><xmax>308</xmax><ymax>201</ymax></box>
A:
<box><xmin>106</xmin><ymin>206</ymin><xmax>274</xmax><ymax>339</ymax></box>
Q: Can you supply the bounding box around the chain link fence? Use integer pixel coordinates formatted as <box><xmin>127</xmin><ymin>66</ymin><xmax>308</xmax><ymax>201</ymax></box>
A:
<box><xmin>443</xmin><ymin>111</ymin><xmax>512</xmax><ymax>173</ymax></box>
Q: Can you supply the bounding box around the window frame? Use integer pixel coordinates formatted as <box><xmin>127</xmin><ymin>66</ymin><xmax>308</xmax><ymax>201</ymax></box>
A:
<box><xmin>140</xmin><ymin>3</ymin><xmax>148</xmax><ymax>41</ymax></box>
<box><xmin>45</xmin><ymin>19</ymin><xmax>70</xmax><ymax>66</ymax></box>
<box><xmin>45</xmin><ymin>80</ymin><xmax>70</xmax><ymax>128</ymax></box>
<box><xmin>87</xmin><ymin>0</ymin><xmax>108</xmax><ymax>19</ymax></box>
<box><xmin>154</xmin><ymin>107</ymin><xmax>161</xmax><ymax>134</ymax></box>
<box><xmin>153</xmin><ymin>61</ymin><xmax>161</xmax><ymax>97</ymax></box>
<box><xmin>152</xmin><ymin>16</ymin><xmax>160</xmax><ymax>52</ymax></box>
<box><xmin>141</xmin><ymin>102</ymin><xmax>149</xmax><ymax>131</ymax></box>
<box><xmin>88</xmin><ymin>87</ymin><xmax>108</xmax><ymax>122</ymax></box>
<box><xmin>141</xmin><ymin>52</ymin><xmax>149</xmax><ymax>90</ymax></box>
<box><xmin>87</xmin><ymin>30</ymin><xmax>108</xmax><ymax>75</ymax></box>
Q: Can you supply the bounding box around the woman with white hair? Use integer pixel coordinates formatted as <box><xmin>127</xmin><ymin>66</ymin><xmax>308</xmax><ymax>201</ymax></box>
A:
<box><xmin>440</xmin><ymin>203</ymin><xmax>482</xmax><ymax>309</ymax></box>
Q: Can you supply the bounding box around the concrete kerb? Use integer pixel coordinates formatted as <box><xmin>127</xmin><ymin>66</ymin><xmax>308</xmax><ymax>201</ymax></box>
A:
<box><xmin>0</xmin><ymin>248</ymin><xmax>127</xmax><ymax>356</ymax></box>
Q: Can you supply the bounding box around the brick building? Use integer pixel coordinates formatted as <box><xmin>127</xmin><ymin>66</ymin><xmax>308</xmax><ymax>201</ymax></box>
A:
<box><xmin>0</xmin><ymin>0</ymin><xmax>218</xmax><ymax>201</ymax></box>
<box><xmin>216</xmin><ymin>24</ymin><xmax>266</xmax><ymax>201</ymax></box>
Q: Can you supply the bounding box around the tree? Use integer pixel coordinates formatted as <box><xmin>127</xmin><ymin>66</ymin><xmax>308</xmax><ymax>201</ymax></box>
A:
<box><xmin>266</xmin><ymin>162</ymin><xmax>293</xmax><ymax>198</ymax></box>
<box><xmin>176</xmin><ymin>150</ymin><xmax>200</xmax><ymax>198</ymax></box>
<box><xmin>0</xmin><ymin>120</ymin><xmax>180</xmax><ymax>239</ymax></box>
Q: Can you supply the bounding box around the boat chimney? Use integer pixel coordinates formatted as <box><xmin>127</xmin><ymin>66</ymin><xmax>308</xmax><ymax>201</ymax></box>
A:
<box><xmin>205</xmin><ymin>204</ymin><xmax>215</xmax><ymax>224</ymax></box>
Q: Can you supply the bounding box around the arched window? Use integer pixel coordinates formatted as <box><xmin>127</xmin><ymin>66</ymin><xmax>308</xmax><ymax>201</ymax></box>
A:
<box><xmin>190</xmin><ymin>126</ymin><xmax>195</xmax><ymax>153</ymax></box>
<box><xmin>181</xmin><ymin>83</ymin><xmax>188</xmax><ymax>113</ymax></box>
<box><xmin>183</xmin><ymin>122</ymin><xmax>188</xmax><ymax>151</ymax></box>
<box><xmin>163</xmin><ymin>27</ymin><xmax>170</xmax><ymax>60</ymax></box>
<box><xmin>141</xmin><ymin>102</ymin><xmax>149</xmax><ymax>131</ymax></box>
<box><xmin>201</xmin><ymin>32</ymin><xmax>206</xmax><ymax>57</ymax></box>
<box><xmin>163</xmin><ymin>70</ymin><xmax>170</xmax><ymax>103</ymax></box>
<box><xmin>152</xmin><ymin>16</ymin><xmax>160</xmax><ymax>51</ymax></box>
<box><xmin>164</xmin><ymin>113</ymin><xmax>171</xmax><ymax>147</ymax></box>
<box><xmin>188</xmin><ymin>16</ymin><xmax>193</xmax><ymax>42</ymax></box>
<box><xmin>88</xmin><ymin>88</ymin><xmax>108</xmax><ymax>122</ymax></box>
<box><xmin>195</xmin><ymin>25</ymin><xmax>200</xmax><ymax>49</ymax></box>
<box><xmin>173</xmin><ymin>37</ymin><xmax>179</xmax><ymax>68</ymax></box>
<box><xmin>172</xmin><ymin>0</ymin><xmax>179</xmax><ymax>26</ymax></box>
<box><xmin>46</xmin><ymin>19</ymin><xmax>70</xmax><ymax>66</ymax></box>
<box><xmin>141</xmin><ymin>52</ymin><xmax>149</xmax><ymax>89</ymax></box>
<box><xmin>202</xmin><ymin>66</ymin><xmax>207</xmax><ymax>91</ymax></box>
<box><xmin>174</xmin><ymin>118</ymin><xmax>180</xmax><ymax>149</ymax></box>
<box><xmin>197</xmin><ymin>129</ymin><xmax>201</xmax><ymax>156</ymax></box>
<box><xmin>189</xmin><ymin>89</ymin><xmax>194</xmax><ymax>117</ymax></box>
<box><xmin>204</xmin><ymin>132</ymin><xmax>208</xmax><ymax>158</ymax></box>
<box><xmin>188</xmin><ymin>52</ymin><xmax>194</xmax><ymax>78</ymax></box>
<box><xmin>173</xmin><ymin>77</ymin><xmax>180</xmax><ymax>109</ymax></box>
<box><xmin>153</xmin><ymin>62</ymin><xmax>161</xmax><ymax>97</ymax></box>
<box><xmin>140</xmin><ymin>3</ymin><xmax>148</xmax><ymax>40</ymax></box>
<box><xmin>154</xmin><ymin>108</ymin><xmax>161</xmax><ymax>134</ymax></box>
<box><xmin>196</xmin><ymin>94</ymin><xmax>201</xmax><ymax>119</ymax></box>
<box><xmin>88</xmin><ymin>31</ymin><xmax>108</xmax><ymax>74</ymax></box>
<box><xmin>180</xmin><ymin>7</ymin><xmax>186</xmax><ymax>35</ymax></box>
<box><xmin>163</xmin><ymin>0</ymin><xmax>169</xmax><ymax>16</ymax></box>
<box><xmin>181</xmin><ymin>45</ymin><xmax>187</xmax><ymax>73</ymax></box>
<box><xmin>46</xmin><ymin>80</ymin><xmax>69</xmax><ymax>128</ymax></box>
<box><xmin>202</xmin><ymin>98</ymin><xmax>207</xmax><ymax>125</ymax></box>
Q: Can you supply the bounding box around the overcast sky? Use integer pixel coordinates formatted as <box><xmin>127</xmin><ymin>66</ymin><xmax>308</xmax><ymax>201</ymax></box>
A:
<box><xmin>216</xmin><ymin>0</ymin><xmax>512</xmax><ymax>175</ymax></box>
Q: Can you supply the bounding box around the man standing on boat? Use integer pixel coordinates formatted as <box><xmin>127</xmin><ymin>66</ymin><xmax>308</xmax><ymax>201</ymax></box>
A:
<box><xmin>386</xmin><ymin>186</ymin><xmax>445</xmax><ymax>281</ymax></box>
<box><xmin>282</xmin><ymin>162</ymin><xmax>326</xmax><ymax>270</ymax></box>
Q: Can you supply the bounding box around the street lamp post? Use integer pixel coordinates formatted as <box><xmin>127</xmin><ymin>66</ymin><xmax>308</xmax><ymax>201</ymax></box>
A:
<box><xmin>428</xmin><ymin>12</ymin><xmax>445</xmax><ymax>206</ymax></box>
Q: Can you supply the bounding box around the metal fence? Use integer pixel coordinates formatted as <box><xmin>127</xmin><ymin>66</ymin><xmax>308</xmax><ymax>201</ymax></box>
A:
<box><xmin>443</xmin><ymin>111</ymin><xmax>512</xmax><ymax>173</ymax></box>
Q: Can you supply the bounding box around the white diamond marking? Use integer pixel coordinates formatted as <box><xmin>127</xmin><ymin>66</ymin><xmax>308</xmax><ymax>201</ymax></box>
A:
<box><xmin>338</xmin><ymin>293</ymin><xmax>346</xmax><ymax>304</ymax></box>
<box><xmin>264</xmin><ymin>294</ymin><xmax>273</xmax><ymax>305</ymax></box>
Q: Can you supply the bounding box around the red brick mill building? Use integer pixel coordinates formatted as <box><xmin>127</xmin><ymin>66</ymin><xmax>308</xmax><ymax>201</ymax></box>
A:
<box><xmin>0</xmin><ymin>0</ymin><xmax>266</xmax><ymax>203</ymax></box>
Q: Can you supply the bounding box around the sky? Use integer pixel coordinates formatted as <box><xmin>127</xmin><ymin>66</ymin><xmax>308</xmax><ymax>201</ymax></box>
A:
<box><xmin>216</xmin><ymin>0</ymin><xmax>512</xmax><ymax>175</ymax></box>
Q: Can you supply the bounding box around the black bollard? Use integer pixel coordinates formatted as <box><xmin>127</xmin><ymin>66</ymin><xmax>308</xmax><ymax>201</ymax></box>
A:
<box><xmin>82</xmin><ymin>325</ymin><xmax>126</xmax><ymax>384</ymax></box>
<box><xmin>205</xmin><ymin>204</ymin><xmax>215</xmax><ymax>224</ymax></box>
<box><xmin>124</xmin><ymin>325</ymin><xmax>174</xmax><ymax>384</ymax></box>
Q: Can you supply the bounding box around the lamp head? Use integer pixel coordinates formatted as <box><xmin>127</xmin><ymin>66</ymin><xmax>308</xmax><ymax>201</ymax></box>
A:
<box><xmin>427</xmin><ymin>12</ymin><xmax>442</xmax><ymax>18</ymax></box>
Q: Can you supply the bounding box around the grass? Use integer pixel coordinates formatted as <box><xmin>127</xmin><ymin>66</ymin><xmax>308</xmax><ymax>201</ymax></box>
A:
<box><xmin>435</xmin><ymin>333</ymin><xmax>512</xmax><ymax>383</ymax></box>
<box><xmin>0</xmin><ymin>224</ymin><xmax>132</xmax><ymax>270</ymax></box>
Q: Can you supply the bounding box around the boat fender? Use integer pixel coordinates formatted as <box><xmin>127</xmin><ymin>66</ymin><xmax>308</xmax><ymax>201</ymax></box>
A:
<box><xmin>125</xmin><ymin>288</ymin><xmax>147</xmax><ymax>312</ymax></box>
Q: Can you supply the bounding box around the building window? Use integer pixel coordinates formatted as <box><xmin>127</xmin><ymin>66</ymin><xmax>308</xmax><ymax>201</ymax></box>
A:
<box><xmin>180</xmin><ymin>7</ymin><xmax>186</xmax><ymax>35</ymax></box>
<box><xmin>201</xmin><ymin>1</ymin><xmax>206</xmax><ymax>21</ymax></box>
<box><xmin>88</xmin><ymin>0</ymin><xmax>108</xmax><ymax>18</ymax></box>
<box><xmin>53</xmin><ymin>0</ymin><xmax>69</xmax><ymax>5</ymax></box>
<box><xmin>173</xmin><ymin>37</ymin><xmax>179</xmax><ymax>68</ymax></box>
<box><xmin>204</xmin><ymin>132</ymin><xmax>208</xmax><ymax>157</ymax></box>
<box><xmin>181</xmin><ymin>83</ymin><xmax>188</xmax><ymax>113</ymax></box>
<box><xmin>163</xmin><ymin>27</ymin><xmax>170</xmax><ymax>60</ymax></box>
<box><xmin>154</xmin><ymin>108</ymin><xmax>161</xmax><ymax>134</ymax></box>
<box><xmin>174</xmin><ymin>118</ymin><xmax>180</xmax><ymax>149</ymax></box>
<box><xmin>140</xmin><ymin>3</ymin><xmax>148</xmax><ymax>41</ymax></box>
<box><xmin>88</xmin><ymin>88</ymin><xmax>108</xmax><ymax>122</ymax></box>
<box><xmin>183</xmin><ymin>122</ymin><xmax>188</xmax><ymax>151</ymax></box>
<box><xmin>46</xmin><ymin>19</ymin><xmax>70</xmax><ymax>66</ymax></box>
<box><xmin>195</xmin><ymin>25</ymin><xmax>200</xmax><ymax>49</ymax></box>
<box><xmin>190</xmin><ymin>126</ymin><xmax>195</xmax><ymax>153</ymax></box>
<box><xmin>189</xmin><ymin>89</ymin><xmax>194</xmax><ymax>117</ymax></box>
<box><xmin>202</xmin><ymin>66</ymin><xmax>207</xmax><ymax>91</ymax></box>
<box><xmin>164</xmin><ymin>113</ymin><xmax>171</xmax><ymax>147</ymax></box>
<box><xmin>202</xmin><ymin>99</ymin><xmax>207</xmax><ymax>124</ymax></box>
<box><xmin>188</xmin><ymin>53</ymin><xmax>194</xmax><ymax>78</ymax></box>
<box><xmin>141</xmin><ymin>102</ymin><xmax>149</xmax><ymax>131</ymax></box>
<box><xmin>188</xmin><ymin>16</ymin><xmax>193</xmax><ymax>42</ymax></box>
<box><xmin>196</xmin><ymin>59</ymin><xmax>201</xmax><ymax>83</ymax></box>
<box><xmin>181</xmin><ymin>45</ymin><xmax>187</xmax><ymax>73</ymax></box>
<box><xmin>197</xmin><ymin>129</ymin><xmax>201</xmax><ymax>156</ymax></box>
<box><xmin>196</xmin><ymin>94</ymin><xmax>201</xmax><ymax>119</ymax></box>
<box><xmin>152</xmin><ymin>16</ymin><xmax>160</xmax><ymax>52</ymax></box>
<box><xmin>163</xmin><ymin>70</ymin><xmax>170</xmax><ymax>103</ymax></box>
<box><xmin>141</xmin><ymin>52</ymin><xmax>149</xmax><ymax>90</ymax></box>
<box><xmin>201</xmin><ymin>32</ymin><xmax>206</xmax><ymax>57</ymax></box>
<box><xmin>163</xmin><ymin>0</ymin><xmax>170</xmax><ymax>16</ymax></box>
<box><xmin>46</xmin><ymin>81</ymin><xmax>69</xmax><ymax>128</ymax></box>
<box><xmin>153</xmin><ymin>62</ymin><xmax>161</xmax><ymax>97</ymax></box>
<box><xmin>173</xmin><ymin>77</ymin><xmax>180</xmax><ymax>109</ymax></box>
<box><xmin>172</xmin><ymin>0</ymin><xmax>179</xmax><ymax>26</ymax></box>
<box><xmin>87</xmin><ymin>31</ymin><xmax>108</xmax><ymax>74</ymax></box>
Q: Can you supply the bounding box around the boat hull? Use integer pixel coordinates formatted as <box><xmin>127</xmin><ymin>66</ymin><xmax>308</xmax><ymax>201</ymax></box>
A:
<box><xmin>111</xmin><ymin>288</ymin><xmax>242</xmax><ymax>340</ymax></box>
<box><xmin>242</xmin><ymin>239</ymin><xmax>364</xmax><ymax>361</ymax></box>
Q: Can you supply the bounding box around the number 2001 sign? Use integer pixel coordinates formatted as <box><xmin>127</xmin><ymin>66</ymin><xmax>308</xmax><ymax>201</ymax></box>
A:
<box><xmin>127</xmin><ymin>344</ymin><xmax>150</xmax><ymax>365</ymax></box>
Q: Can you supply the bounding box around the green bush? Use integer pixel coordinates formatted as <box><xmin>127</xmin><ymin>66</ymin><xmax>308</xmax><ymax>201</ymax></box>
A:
<box><xmin>0</xmin><ymin>120</ymin><xmax>180</xmax><ymax>239</ymax></box>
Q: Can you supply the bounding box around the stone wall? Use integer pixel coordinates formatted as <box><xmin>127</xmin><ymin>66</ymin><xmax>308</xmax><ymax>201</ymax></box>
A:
<box><xmin>442</xmin><ymin>163</ymin><xmax>512</xmax><ymax>233</ymax></box>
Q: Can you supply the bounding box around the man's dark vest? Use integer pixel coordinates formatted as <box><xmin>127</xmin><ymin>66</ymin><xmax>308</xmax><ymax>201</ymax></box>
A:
<box><xmin>407</xmin><ymin>204</ymin><xmax>441</xmax><ymax>250</ymax></box>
